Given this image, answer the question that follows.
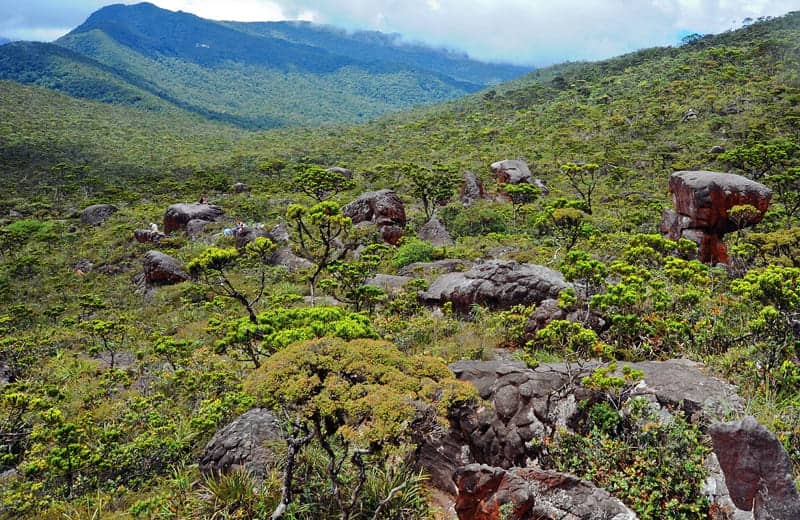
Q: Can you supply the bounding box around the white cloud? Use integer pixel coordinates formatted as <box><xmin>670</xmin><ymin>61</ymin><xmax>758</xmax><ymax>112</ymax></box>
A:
<box><xmin>0</xmin><ymin>0</ymin><xmax>797</xmax><ymax>63</ymax></box>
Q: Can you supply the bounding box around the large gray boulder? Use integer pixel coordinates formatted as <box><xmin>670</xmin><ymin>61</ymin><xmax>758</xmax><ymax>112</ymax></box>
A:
<box><xmin>199</xmin><ymin>409</ymin><xmax>282</xmax><ymax>478</ymax></box>
<box><xmin>142</xmin><ymin>251</ymin><xmax>189</xmax><ymax>285</ymax></box>
<box><xmin>491</xmin><ymin>160</ymin><xmax>532</xmax><ymax>185</ymax></box>
<box><xmin>342</xmin><ymin>189</ymin><xmax>406</xmax><ymax>245</ymax></box>
<box><xmin>398</xmin><ymin>259</ymin><xmax>473</xmax><ymax>277</ymax></box>
<box><xmin>710</xmin><ymin>416</ymin><xmax>800</xmax><ymax>520</ymax></box>
<box><xmin>420</xmin><ymin>261</ymin><xmax>570</xmax><ymax>312</ymax></box>
<box><xmin>269</xmin><ymin>247</ymin><xmax>313</xmax><ymax>272</ymax></box>
<box><xmin>455</xmin><ymin>464</ymin><xmax>637</xmax><ymax>520</ymax></box>
<box><xmin>80</xmin><ymin>204</ymin><xmax>117</xmax><ymax>226</ymax></box>
<box><xmin>428</xmin><ymin>359</ymin><xmax>745</xmax><ymax>471</ymax></box>
<box><xmin>418</xmin><ymin>216</ymin><xmax>454</xmax><ymax>247</ymax></box>
<box><xmin>163</xmin><ymin>203</ymin><xmax>224</xmax><ymax>233</ymax></box>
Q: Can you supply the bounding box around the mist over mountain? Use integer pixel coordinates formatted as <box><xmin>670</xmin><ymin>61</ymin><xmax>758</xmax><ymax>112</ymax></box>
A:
<box><xmin>0</xmin><ymin>2</ymin><xmax>528</xmax><ymax>128</ymax></box>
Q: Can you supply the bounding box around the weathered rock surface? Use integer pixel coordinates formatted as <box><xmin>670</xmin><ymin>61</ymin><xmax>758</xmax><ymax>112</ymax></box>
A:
<box><xmin>163</xmin><ymin>203</ymin><xmax>224</xmax><ymax>234</ymax></box>
<box><xmin>461</xmin><ymin>171</ymin><xmax>487</xmax><ymax>205</ymax></box>
<box><xmin>142</xmin><ymin>251</ymin><xmax>189</xmax><ymax>285</ymax></box>
<box><xmin>269</xmin><ymin>247</ymin><xmax>313</xmax><ymax>272</ymax></box>
<box><xmin>134</xmin><ymin>229</ymin><xmax>165</xmax><ymax>243</ymax></box>
<box><xmin>420</xmin><ymin>261</ymin><xmax>570</xmax><ymax>312</ymax></box>
<box><xmin>490</xmin><ymin>160</ymin><xmax>549</xmax><ymax>195</ymax></box>
<box><xmin>80</xmin><ymin>204</ymin><xmax>117</xmax><ymax>226</ymax></box>
<box><xmin>431</xmin><ymin>359</ymin><xmax>744</xmax><ymax>470</ymax></box>
<box><xmin>419</xmin><ymin>216</ymin><xmax>455</xmax><ymax>246</ymax></box>
<box><xmin>185</xmin><ymin>219</ymin><xmax>211</xmax><ymax>238</ymax></box>
<box><xmin>710</xmin><ymin>416</ymin><xmax>800</xmax><ymax>519</ymax></box>
<box><xmin>661</xmin><ymin>171</ymin><xmax>772</xmax><ymax>264</ymax></box>
<box><xmin>366</xmin><ymin>274</ymin><xmax>412</xmax><ymax>294</ymax></box>
<box><xmin>704</xmin><ymin>453</ymin><xmax>753</xmax><ymax>520</ymax></box>
<box><xmin>399</xmin><ymin>259</ymin><xmax>473</xmax><ymax>277</ymax></box>
<box><xmin>454</xmin><ymin>464</ymin><xmax>637</xmax><ymax>520</ymax></box>
<box><xmin>199</xmin><ymin>408</ymin><xmax>282</xmax><ymax>478</ymax></box>
<box><xmin>342</xmin><ymin>189</ymin><xmax>406</xmax><ymax>245</ymax></box>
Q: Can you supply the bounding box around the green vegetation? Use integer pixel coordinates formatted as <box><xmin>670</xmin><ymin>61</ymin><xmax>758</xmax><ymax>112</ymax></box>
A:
<box><xmin>0</xmin><ymin>10</ymin><xmax>799</xmax><ymax>519</ymax></box>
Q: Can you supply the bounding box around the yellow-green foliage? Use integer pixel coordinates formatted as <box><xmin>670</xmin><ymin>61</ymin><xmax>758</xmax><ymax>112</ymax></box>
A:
<box><xmin>244</xmin><ymin>338</ymin><xmax>476</xmax><ymax>445</ymax></box>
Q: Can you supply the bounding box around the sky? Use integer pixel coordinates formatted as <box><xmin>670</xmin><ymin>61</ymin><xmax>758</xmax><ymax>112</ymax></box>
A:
<box><xmin>1</xmin><ymin>0</ymin><xmax>799</xmax><ymax>66</ymax></box>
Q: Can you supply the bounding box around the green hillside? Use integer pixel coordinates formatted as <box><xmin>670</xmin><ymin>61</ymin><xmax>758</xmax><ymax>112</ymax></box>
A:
<box><xmin>0</xmin><ymin>2</ymin><xmax>528</xmax><ymax>129</ymax></box>
<box><xmin>1</xmin><ymin>11</ymin><xmax>799</xmax><ymax>520</ymax></box>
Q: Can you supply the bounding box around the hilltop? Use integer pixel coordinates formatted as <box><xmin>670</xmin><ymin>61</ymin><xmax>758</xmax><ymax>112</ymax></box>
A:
<box><xmin>0</xmin><ymin>2</ymin><xmax>527</xmax><ymax>128</ymax></box>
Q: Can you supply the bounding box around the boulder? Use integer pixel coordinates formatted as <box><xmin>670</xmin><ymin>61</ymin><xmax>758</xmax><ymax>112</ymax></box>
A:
<box><xmin>491</xmin><ymin>160</ymin><xmax>532</xmax><ymax>185</ymax></box>
<box><xmin>80</xmin><ymin>204</ymin><xmax>117</xmax><ymax>226</ymax></box>
<box><xmin>710</xmin><ymin>145</ymin><xmax>726</xmax><ymax>154</ymax></box>
<box><xmin>454</xmin><ymin>464</ymin><xmax>637</xmax><ymax>520</ymax></box>
<box><xmin>491</xmin><ymin>160</ymin><xmax>549</xmax><ymax>196</ymax></box>
<box><xmin>366</xmin><ymin>274</ymin><xmax>412</xmax><ymax>294</ymax></box>
<box><xmin>199</xmin><ymin>408</ymin><xmax>282</xmax><ymax>478</ymax></box>
<box><xmin>235</xmin><ymin>225</ymin><xmax>270</xmax><ymax>249</ymax></box>
<box><xmin>461</xmin><ymin>171</ymin><xmax>487</xmax><ymax>205</ymax></box>
<box><xmin>662</xmin><ymin>171</ymin><xmax>772</xmax><ymax>264</ymax></box>
<box><xmin>269</xmin><ymin>247</ymin><xmax>313</xmax><ymax>272</ymax></box>
<box><xmin>8</xmin><ymin>210</ymin><xmax>22</xmax><ymax>218</ymax></box>
<box><xmin>185</xmin><ymin>219</ymin><xmax>211</xmax><ymax>238</ymax></box>
<box><xmin>142</xmin><ymin>251</ymin><xmax>189</xmax><ymax>285</ymax></box>
<box><xmin>710</xmin><ymin>416</ymin><xmax>800</xmax><ymax>519</ymax></box>
<box><xmin>342</xmin><ymin>189</ymin><xmax>406</xmax><ymax>244</ymax></box>
<box><xmin>418</xmin><ymin>216</ymin><xmax>455</xmax><ymax>247</ymax></box>
<box><xmin>437</xmin><ymin>359</ymin><xmax>744</xmax><ymax>469</ymax></box>
<box><xmin>231</xmin><ymin>182</ymin><xmax>249</xmax><ymax>193</ymax></box>
<box><xmin>163</xmin><ymin>203</ymin><xmax>224</xmax><ymax>234</ymax></box>
<box><xmin>420</xmin><ymin>261</ymin><xmax>571</xmax><ymax>312</ymax></box>
<box><xmin>398</xmin><ymin>259</ymin><xmax>473</xmax><ymax>277</ymax></box>
<box><xmin>134</xmin><ymin>229</ymin><xmax>165</xmax><ymax>243</ymax></box>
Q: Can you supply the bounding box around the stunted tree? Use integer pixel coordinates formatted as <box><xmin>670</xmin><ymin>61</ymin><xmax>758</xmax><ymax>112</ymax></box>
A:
<box><xmin>503</xmin><ymin>182</ymin><xmax>539</xmax><ymax>228</ymax></box>
<box><xmin>718</xmin><ymin>139</ymin><xmax>798</xmax><ymax>180</ymax></box>
<box><xmin>380</xmin><ymin>162</ymin><xmax>457</xmax><ymax>219</ymax></box>
<box><xmin>187</xmin><ymin>237</ymin><xmax>277</xmax><ymax>324</ymax></box>
<box><xmin>319</xmin><ymin>243</ymin><xmax>390</xmax><ymax>311</ymax></box>
<box><xmin>561</xmin><ymin>162</ymin><xmax>603</xmax><ymax>214</ymax></box>
<box><xmin>243</xmin><ymin>337</ymin><xmax>476</xmax><ymax>520</ymax></box>
<box><xmin>287</xmin><ymin>201</ymin><xmax>352</xmax><ymax>302</ymax></box>
<box><xmin>292</xmin><ymin>165</ymin><xmax>355</xmax><ymax>201</ymax></box>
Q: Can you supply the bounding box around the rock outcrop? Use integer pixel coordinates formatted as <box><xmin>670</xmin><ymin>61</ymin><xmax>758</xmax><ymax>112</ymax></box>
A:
<box><xmin>142</xmin><ymin>251</ymin><xmax>189</xmax><ymax>285</ymax></box>
<box><xmin>454</xmin><ymin>464</ymin><xmax>637</xmax><ymax>520</ymax></box>
<box><xmin>269</xmin><ymin>247</ymin><xmax>313</xmax><ymax>272</ymax></box>
<box><xmin>163</xmin><ymin>203</ymin><xmax>225</xmax><ymax>234</ymax></box>
<box><xmin>710</xmin><ymin>416</ymin><xmax>800</xmax><ymax>520</ymax></box>
<box><xmin>398</xmin><ymin>259</ymin><xmax>473</xmax><ymax>277</ymax></box>
<box><xmin>490</xmin><ymin>160</ymin><xmax>549</xmax><ymax>196</ymax></box>
<box><xmin>231</xmin><ymin>182</ymin><xmax>249</xmax><ymax>193</ymax></box>
<box><xmin>461</xmin><ymin>171</ymin><xmax>487</xmax><ymax>205</ymax></box>
<box><xmin>420</xmin><ymin>261</ymin><xmax>570</xmax><ymax>312</ymax></box>
<box><xmin>418</xmin><ymin>216</ymin><xmax>454</xmax><ymax>246</ymax></box>
<box><xmin>80</xmin><ymin>204</ymin><xmax>117</xmax><ymax>226</ymax></box>
<box><xmin>199</xmin><ymin>409</ymin><xmax>282</xmax><ymax>478</ymax></box>
<box><xmin>365</xmin><ymin>274</ymin><xmax>412</xmax><ymax>294</ymax></box>
<box><xmin>133</xmin><ymin>229</ymin><xmax>165</xmax><ymax>243</ymax></box>
<box><xmin>661</xmin><ymin>171</ymin><xmax>772</xmax><ymax>264</ymax></box>
<box><xmin>342</xmin><ymin>189</ymin><xmax>406</xmax><ymax>245</ymax></box>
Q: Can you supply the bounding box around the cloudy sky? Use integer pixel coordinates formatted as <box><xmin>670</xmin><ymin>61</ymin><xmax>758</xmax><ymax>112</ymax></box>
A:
<box><xmin>1</xmin><ymin>0</ymin><xmax>798</xmax><ymax>65</ymax></box>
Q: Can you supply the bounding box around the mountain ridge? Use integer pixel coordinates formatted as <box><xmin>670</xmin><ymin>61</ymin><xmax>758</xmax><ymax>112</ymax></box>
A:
<box><xmin>0</xmin><ymin>2</ymin><xmax>529</xmax><ymax>128</ymax></box>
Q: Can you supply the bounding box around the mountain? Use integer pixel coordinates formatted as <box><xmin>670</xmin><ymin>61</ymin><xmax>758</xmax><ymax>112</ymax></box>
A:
<box><xmin>0</xmin><ymin>2</ymin><xmax>528</xmax><ymax>128</ymax></box>
<box><xmin>0</xmin><ymin>37</ymin><xmax>10</xmax><ymax>45</ymax></box>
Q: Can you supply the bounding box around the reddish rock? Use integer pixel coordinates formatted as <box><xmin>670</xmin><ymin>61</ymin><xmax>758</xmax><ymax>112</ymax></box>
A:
<box><xmin>710</xmin><ymin>416</ymin><xmax>800</xmax><ymax>519</ymax></box>
<box><xmin>342</xmin><ymin>189</ymin><xmax>406</xmax><ymax>244</ymax></box>
<box><xmin>163</xmin><ymin>203</ymin><xmax>225</xmax><ymax>234</ymax></box>
<box><xmin>142</xmin><ymin>251</ymin><xmax>189</xmax><ymax>285</ymax></box>
<box><xmin>454</xmin><ymin>464</ymin><xmax>636</xmax><ymax>520</ymax></box>
<box><xmin>669</xmin><ymin>171</ymin><xmax>772</xmax><ymax>234</ymax></box>
<box><xmin>134</xmin><ymin>229</ymin><xmax>165</xmax><ymax>243</ymax></box>
<box><xmin>662</xmin><ymin>171</ymin><xmax>772</xmax><ymax>264</ymax></box>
